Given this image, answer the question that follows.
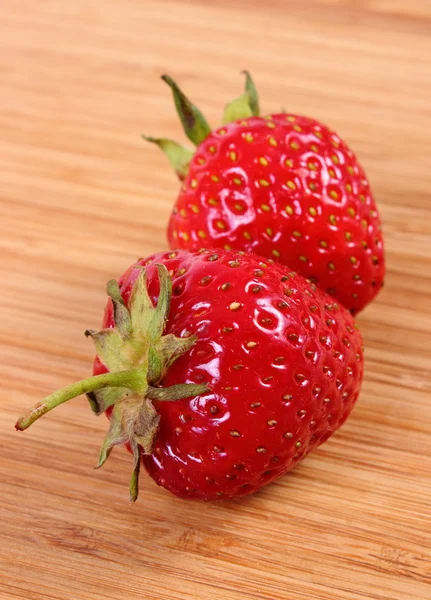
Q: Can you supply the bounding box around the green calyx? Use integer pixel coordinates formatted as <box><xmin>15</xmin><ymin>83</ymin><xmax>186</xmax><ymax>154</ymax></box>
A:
<box><xmin>143</xmin><ymin>70</ymin><xmax>260</xmax><ymax>179</ymax></box>
<box><xmin>15</xmin><ymin>265</ymin><xmax>208</xmax><ymax>502</ymax></box>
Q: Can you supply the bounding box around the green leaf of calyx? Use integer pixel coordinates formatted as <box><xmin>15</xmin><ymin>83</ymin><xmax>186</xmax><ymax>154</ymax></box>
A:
<box><xmin>129</xmin><ymin>441</ymin><xmax>141</xmax><ymax>503</ymax></box>
<box><xmin>147</xmin><ymin>383</ymin><xmax>209</xmax><ymax>402</ymax></box>
<box><xmin>87</xmin><ymin>386</ymin><xmax>131</xmax><ymax>415</ymax></box>
<box><xmin>222</xmin><ymin>92</ymin><xmax>254</xmax><ymax>125</ymax></box>
<box><xmin>127</xmin><ymin>267</ymin><xmax>153</xmax><ymax>340</ymax></box>
<box><xmin>142</xmin><ymin>137</ymin><xmax>194</xmax><ymax>180</ymax></box>
<box><xmin>96</xmin><ymin>396</ymin><xmax>159</xmax><ymax>468</ymax></box>
<box><xmin>156</xmin><ymin>333</ymin><xmax>197</xmax><ymax>372</ymax></box>
<box><xmin>242</xmin><ymin>70</ymin><xmax>260</xmax><ymax>116</ymax></box>
<box><xmin>147</xmin><ymin>265</ymin><xmax>172</xmax><ymax>343</ymax></box>
<box><xmin>162</xmin><ymin>74</ymin><xmax>211</xmax><ymax>146</ymax></box>
<box><xmin>85</xmin><ymin>328</ymin><xmax>137</xmax><ymax>372</ymax></box>
<box><xmin>106</xmin><ymin>279</ymin><xmax>132</xmax><ymax>338</ymax></box>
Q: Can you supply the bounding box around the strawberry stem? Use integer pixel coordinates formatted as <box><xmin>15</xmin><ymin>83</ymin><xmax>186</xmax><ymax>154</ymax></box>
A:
<box><xmin>15</xmin><ymin>367</ymin><xmax>147</xmax><ymax>431</ymax></box>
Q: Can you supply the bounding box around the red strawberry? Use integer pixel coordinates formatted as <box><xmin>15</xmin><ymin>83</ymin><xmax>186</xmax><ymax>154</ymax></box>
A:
<box><xmin>16</xmin><ymin>249</ymin><xmax>364</xmax><ymax>501</ymax></box>
<box><xmin>145</xmin><ymin>73</ymin><xmax>385</xmax><ymax>315</ymax></box>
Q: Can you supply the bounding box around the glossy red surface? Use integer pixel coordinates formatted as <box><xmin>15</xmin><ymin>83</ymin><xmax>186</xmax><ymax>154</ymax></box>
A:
<box><xmin>94</xmin><ymin>249</ymin><xmax>364</xmax><ymax>500</ymax></box>
<box><xmin>167</xmin><ymin>114</ymin><xmax>385</xmax><ymax>314</ymax></box>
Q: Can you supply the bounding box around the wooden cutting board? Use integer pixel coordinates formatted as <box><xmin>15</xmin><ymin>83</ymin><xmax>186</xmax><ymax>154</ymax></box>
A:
<box><xmin>1</xmin><ymin>1</ymin><xmax>430</xmax><ymax>599</ymax></box>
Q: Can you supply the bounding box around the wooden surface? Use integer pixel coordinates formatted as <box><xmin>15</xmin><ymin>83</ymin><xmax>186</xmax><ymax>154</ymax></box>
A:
<box><xmin>1</xmin><ymin>1</ymin><xmax>430</xmax><ymax>599</ymax></box>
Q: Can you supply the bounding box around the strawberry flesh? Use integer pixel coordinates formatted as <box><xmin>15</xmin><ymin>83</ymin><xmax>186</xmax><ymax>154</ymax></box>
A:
<box><xmin>167</xmin><ymin>115</ymin><xmax>385</xmax><ymax>315</ymax></box>
<box><xmin>95</xmin><ymin>249</ymin><xmax>364</xmax><ymax>500</ymax></box>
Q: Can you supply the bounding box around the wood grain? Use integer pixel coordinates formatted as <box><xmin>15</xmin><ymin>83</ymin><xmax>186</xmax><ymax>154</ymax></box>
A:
<box><xmin>1</xmin><ymin>1</ymin><xmax>430</xmax><ymax>599</ymax></box>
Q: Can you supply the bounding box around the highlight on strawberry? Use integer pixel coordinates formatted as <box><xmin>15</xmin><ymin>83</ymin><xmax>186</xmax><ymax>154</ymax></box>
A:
<box><xmin>145</xmin><ymin>72</ymin><xmax>385</xmax><ymax>315</ymax></box>
<box><xmin>16</xmin><ymin>249</ymin><xmax>364</xmax><ymax>502</ymax></box>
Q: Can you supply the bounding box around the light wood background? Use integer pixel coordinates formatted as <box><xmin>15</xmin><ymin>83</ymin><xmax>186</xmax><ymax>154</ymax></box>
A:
<box><xmin>1</xmin><ymin>1</ymin><xmax>430</xmax><ymax>599</ymax></box>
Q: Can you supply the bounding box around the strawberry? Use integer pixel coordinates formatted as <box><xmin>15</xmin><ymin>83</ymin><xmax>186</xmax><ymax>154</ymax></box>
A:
<box><xmin>145</xmin><ymin>73</ymin><xmax>385</xmax><ymax>315</ymax></box>
<box><xmin>16</xmin><ymin>249</ymin><xmax>364</xmax><ymax>501</ymax></box>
